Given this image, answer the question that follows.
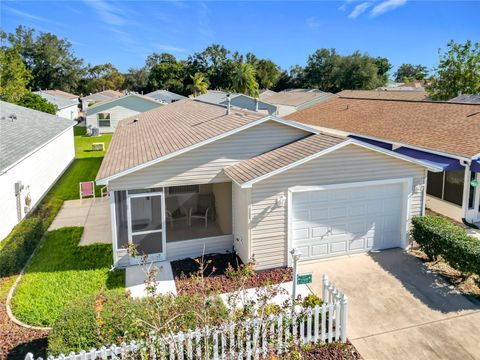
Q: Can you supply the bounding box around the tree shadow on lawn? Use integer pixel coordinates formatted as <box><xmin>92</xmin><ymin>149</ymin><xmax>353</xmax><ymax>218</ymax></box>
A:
<box><xmin>7</xmin><ymin>338</ymin><xmax>48</xmax><ymax>360</ymax></box>
<box><xmin>22</xmin><ymin>227</ymin><xmax>124</xmax><ymax>289</ymax></box>
<box><xmin>368</xmin><ymin>249</ymin><xmax>480</xmax><ymax>313</ymax></box>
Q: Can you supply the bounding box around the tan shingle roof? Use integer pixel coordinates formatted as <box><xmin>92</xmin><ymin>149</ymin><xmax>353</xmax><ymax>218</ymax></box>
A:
<box><xmin>338</xmin><ymin>90</ymin><xmax>429</xmax><ymax>101</ymax></box>
<box><xmin>43</xmin><ymin>89</ymin><xmax>78</xmax><ymax>99</ymax></box>
<box><xmin>286</xmin><ymin>97</ymin><xmax>480</xmax><ymax>158</ymax></box>
<box><xmin>263</xmin><ymin>89</ymin><xmax>333</xmax><ymax>107</ymax></box>
<box><xmin>96</xmin><ymin>99</ymin><xmax>265</xmax><ymax>181</ymax></box>
<box><xmin>224</xmin><ymin>134</ymin><xmax>346</xmax><ymax>185</ymax></box>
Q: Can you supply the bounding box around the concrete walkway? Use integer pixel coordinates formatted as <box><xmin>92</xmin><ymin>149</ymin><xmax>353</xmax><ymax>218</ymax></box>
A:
<box><xmin>48</xmin><ymin>198</ymin><xmax>111</xmax><ymax>245</ymax></box>
<box><xmin>300</xmin><ymin>249</ymin><xmax>480</xmax><ymax>360</ymax></box>
<box><xmin>126</xmin><ymin>261</ymin><xmax>177</xmax><ymax>298</ymax></box>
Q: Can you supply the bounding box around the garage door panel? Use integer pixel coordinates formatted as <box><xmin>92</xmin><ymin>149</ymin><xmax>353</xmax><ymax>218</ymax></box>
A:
<box><xmin>292</xmin><ymin>181</ymin><xmax>406</xmax><ymax>262</ymax></box>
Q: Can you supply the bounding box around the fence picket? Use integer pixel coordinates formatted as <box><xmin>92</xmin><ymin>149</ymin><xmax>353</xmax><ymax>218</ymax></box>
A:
<box><xmin>195</xmin><ymin>330</ymin><xmax>201</xmax><ymax>360</ymax></box>
<box><xmin>229</xmin><ymin>323</ymin><xmax>235</xmax><ymax>358</ymax></box>
<box><xmin>314</xmin><ymin>306</ymin><xmax>320</xmax><ymax>342</ymax></box>
<box><xmin>328</xmin><ymin>304</ymin><xmax>334</xmax><ymax>343</ymax></box>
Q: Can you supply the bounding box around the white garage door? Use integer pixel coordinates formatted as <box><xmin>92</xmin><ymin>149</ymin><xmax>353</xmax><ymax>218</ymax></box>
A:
<box><xmin>291</xmin><ymin>181</ymin><xmax>406</xmax><ymax>261</ymax></box>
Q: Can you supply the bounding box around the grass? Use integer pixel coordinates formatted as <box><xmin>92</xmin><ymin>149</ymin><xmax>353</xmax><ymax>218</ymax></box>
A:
<box><xmin>74</xmin><ymin>127</ymin><xmax>112</xmax><ymax>159</ymax></box>
<box><xmin>11</xmin><ymin>227</ymin><xmax>124</xmax><ymax>327</ymax></box>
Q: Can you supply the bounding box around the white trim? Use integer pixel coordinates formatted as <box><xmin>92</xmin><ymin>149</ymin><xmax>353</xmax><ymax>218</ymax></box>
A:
<box><xmin>96</xmin><ymin>115</ymin><xmax>319</xmax><ymax>185</ymax></box>
<box><xmin>109</xmin><ymin>191</ymin><xmax>118</xmax><ymax>265</ymax></box>
<box><xmin>236</xmin><ymin>139</ymin><xmax>442</xmax><ymax>188</ymax></box>
<box><xmin>287</xmin><ymin>177</ymin><xmax>412</xmax><ymax>266</ymax></box>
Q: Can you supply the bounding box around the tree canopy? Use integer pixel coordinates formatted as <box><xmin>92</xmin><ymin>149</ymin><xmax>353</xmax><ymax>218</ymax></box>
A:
<box><xmin>0</xmin><ymin>45</ymin><xmax>32</xmax><ymax>103</ymax></box>
<box><xmin>394</xmin><ymin>64</ymin><xmax>429</xmax><ymax>82</ymax></box>
<box><xmin>427</xmin><ymin>40</ymin><xmax>480</xmax><ymax>101</ymax></box>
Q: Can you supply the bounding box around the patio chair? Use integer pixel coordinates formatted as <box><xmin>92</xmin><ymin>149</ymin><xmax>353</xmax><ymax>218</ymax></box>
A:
<box><xmin>189</xmin><ymin>194</ymin><xmax>214</xmax><ymax>228</ymax></box>
<box><xmin>79</xmin><ymin>181</ymin><xmax>95</xmax><ymax>200</ymax></box>
<box><xmin>165</xmin><ymin>196</ymin><xmax>188</xmax><ymax>228</ymax></box>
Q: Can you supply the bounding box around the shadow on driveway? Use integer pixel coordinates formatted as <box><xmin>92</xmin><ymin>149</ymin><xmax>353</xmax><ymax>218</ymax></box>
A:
<box><xmin>368</xmin><ymin>249</ymin><xmax>480</xmax><ymax>313</ymax></box>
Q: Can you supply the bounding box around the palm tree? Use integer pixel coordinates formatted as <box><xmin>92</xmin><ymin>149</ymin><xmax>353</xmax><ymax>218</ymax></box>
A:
<box><xmin>187</xmin><ymin>72</ymin><xmax>209</xmax><ymax>97</ymax></box>
<box><xmin>232</xmin><ymin>63</ymin><xmax>259</xmax><ymax>97</ymax></box>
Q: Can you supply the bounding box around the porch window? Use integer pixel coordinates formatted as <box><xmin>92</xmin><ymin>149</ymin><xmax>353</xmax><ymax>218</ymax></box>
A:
<box><xmin>98</xmin><ymin>113</ymin><xmax>111</xmax><ymax>127</ymax></box>
<box><xmin>427</xmin><ymin>170</ymin><xmax>464</xmax><ymax>206</ymax></box>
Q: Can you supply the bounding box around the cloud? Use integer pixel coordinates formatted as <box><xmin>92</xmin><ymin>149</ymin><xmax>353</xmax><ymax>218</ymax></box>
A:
<box><xmin>2</xmin><ymin>4</ymin><xmax>60</xmax><ymax>25</ymax></box>
<box><xmin>306</xmin><ymin>17</ymin><xmax>320</xmax><ymax>29</ymax></box>
<box><xmin>197</xmin><ymin>2</ymin><xmax>213</xmax><ymax>40</ymax></box>
<box><xmin>348</xmin><ymin>2</ymin><xmax>372</xmax><ymax>19</ymax></box>
<box><xmin>152</xmin><ymin>43</ymin><xmax>188</xmax><ymax>53</ymax></box>
<box><xmin>370</xmin><ymin>0</ymin><xmax>407</xmax><ymax>17</ymax></box>
<box><xmin>83</xmin><ymin>0</ymin><xmax>125</xmax><ymax>26</ymax></box>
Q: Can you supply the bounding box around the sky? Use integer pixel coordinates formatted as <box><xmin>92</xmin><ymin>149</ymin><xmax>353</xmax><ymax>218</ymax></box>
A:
<box><xmin>1</xmin><ymin>0</ymin><xmax>479</xmax><ymax>75</ymax></box>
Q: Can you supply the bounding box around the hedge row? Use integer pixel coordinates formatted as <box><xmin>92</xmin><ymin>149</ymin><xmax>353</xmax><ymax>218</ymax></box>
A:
<box><xmin>411</xmin><ymin>215</ymin><xmax>480</xmax><ymax>277</ymax></box>
<box><xmin>0</xmin><ymin>218</ymin><xmax>44</xmax><ymax>276</ymax></box>
<box><xmin>48</xmin><ymin>291</ymin><xmax>228</xmax><ymax>355</ymax></box>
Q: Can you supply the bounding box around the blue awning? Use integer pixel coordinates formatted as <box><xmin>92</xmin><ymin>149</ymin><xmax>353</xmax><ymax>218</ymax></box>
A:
<box><xmin>472</xmin><ymin>159</ymin><xmax>480</xmax><ymax>173</ymax></box>
<box><xmin>393</xmin><ymin>147</ymin><xmax>464</xmax><ymax>171</ymax></box>
<box><xmin>348</xmin><ymin>135</ymin><xmax>393</xmax><ymax>150</ymax></box>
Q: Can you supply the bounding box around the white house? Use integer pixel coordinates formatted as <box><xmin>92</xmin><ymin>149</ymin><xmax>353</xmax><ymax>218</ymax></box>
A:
<box><xmin>95</xmin><ymin>99</ymin><xmax>440</xmax><ymax>269</ymax></box>
<box><xmin>85</xmin><ymin>94</ymin><xmax>163</xmax><ymax>133</ymax></box>
<box><xmin>0</xmin><ymin>101</ymin><xmax>75</xmax><ymax>241</ymax></box>
<box><xmin>34</xmin><ymin>90</ymin><xmax>80</xmax><ymax>120</ymax></box>
<box><xmin>260</xmin><ymin>89</ymin><xmax>334</xmax><ymax>116</ymax></box>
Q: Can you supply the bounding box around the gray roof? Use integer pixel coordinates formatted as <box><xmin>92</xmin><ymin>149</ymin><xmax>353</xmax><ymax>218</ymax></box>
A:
<box><xmin>81</xmin><ymin>90</ymin><xmax>124</xmax><ymax>104</ymax></box>
<box><xmin>146</xmin><ymin>90</ymin><xmax>186</xmax><ymax>103</ymax></box>
<box><xmin>449</xmin><ymin>94</ymin><xmax>480</xmax><ymax>104</ymax></box>
<box><xmin>34</xmin><ymin>91</ymin><xmax>79</xmax><ymax>109</ymax></box>
<box><xmin>194</xmin><ymin>90</ymin><xmax>277</xmax><ymax>115</ymax></box>
<box><xmin>0</xmin><ymin>101</ymin><xmax>75</xmax><ymax>171</ymax></box>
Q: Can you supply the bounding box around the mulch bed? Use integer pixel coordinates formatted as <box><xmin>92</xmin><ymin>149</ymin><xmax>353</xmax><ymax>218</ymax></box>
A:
<box><xmin>300</xmin><ymin>340</ymin><xmax>363</xmax><ymax>360</ymax></box>
<box><xmin>171</xmin><ymin>253</ymin><xmax>293</xmax><ymax>295</ymax></box>
<box><xmin>0</xmin><ymin>276</ymin><xmax>49</xmax><ymax>360</ymax></box>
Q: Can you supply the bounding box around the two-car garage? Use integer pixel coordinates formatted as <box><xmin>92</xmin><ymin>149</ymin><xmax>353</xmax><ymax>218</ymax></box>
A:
<box><xmin>290</xmin><ymin>179</ymin><xmax>410</xmax><ymax>262</ymax></box>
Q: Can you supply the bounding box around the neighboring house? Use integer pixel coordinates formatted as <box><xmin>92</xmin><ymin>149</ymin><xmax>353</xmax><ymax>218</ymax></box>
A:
<box><xmin>338</xmin><ymin>90</ymin><xmax>429</xmax><ymax>101</ymax></box>
<box><xmin>286</xmin><ymin>96</ymin><xmax>480</xmax><ymax>226</ymax></box>
<box><xmin>261</xmin><ymin>89</ymin><xmax>334</xmax><ymax>116</ymax></box>
<box><xmin>0</xmin><ymin>101</ymin><xmax>75</xmax><ymax>241</ymax></box>
<box><xmin>146</xmin><ymin>90</ymin><xmax>186</xmax><ymax>104</ymax></box>
<box><xmin>96</xmin><ymin>99</ymin><xmax>439</xmax><ymax>269</ymax></box>
<box><xmin>85</xmin><ymin>94</ymin><xmax>163</xmax><ymax>133</ymax></box>
<box><xmin>81</xmin><ymin>90</ymin><xmax>124</xmax><ymax>110</ymax></box>
<box><xmin>194</xmin><ymin>90</ymin><xmax>278</xmax><ymax>115</ymax></box>
<box><xmin>449</xmin><ymin>94</ymin><xmax>480</xmax><ymax>104</ymax></box>
<box><xmin>34</xmin><ymin>90</ymin><xmax>80</xmax><ymax>120</ymax></box>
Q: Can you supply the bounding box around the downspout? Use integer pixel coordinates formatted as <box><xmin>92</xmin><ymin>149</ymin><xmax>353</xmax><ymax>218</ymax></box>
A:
<box><xmin>460</xmin><ymin>159</ymin><xmax>479</xmax><ymax>229</ymax></box>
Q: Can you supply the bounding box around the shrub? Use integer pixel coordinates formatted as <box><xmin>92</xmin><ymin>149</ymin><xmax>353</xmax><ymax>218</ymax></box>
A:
<box><xmin>411</xmin><ymin>215</ymin><xmax>480</xmax><ymax>277</ymax></box>
<box><xmin>0</xmin><ymin>217</ymin><xmax>43</xmax><ymax>276</ymax></box>
<box><xmin>302</xmin><ymin>294</ymin><xmax>324</xmax><ymax>308</ymax></box>
<box><xmin>48</xmin><ymin>290</ymin><xmax>228</xmax><ymax>355</ymax></box>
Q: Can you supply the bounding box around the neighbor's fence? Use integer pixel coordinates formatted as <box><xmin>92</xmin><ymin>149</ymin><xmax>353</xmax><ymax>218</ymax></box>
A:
<box><xmin>25</xmin><ymin>274</ymin><xmax>347</xmax><ymax>360</ymax></box>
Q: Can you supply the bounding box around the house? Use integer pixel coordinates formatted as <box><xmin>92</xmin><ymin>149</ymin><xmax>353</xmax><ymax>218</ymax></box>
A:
<box><xmin>146</xmin><ymin>90</ymin><xmax>186</xmax><ymax>104</ymax></box>
<box><xmin>194</xmin><ymin>90</ymin><xmax>278</xmax><ymax>115</ymax></box>
<box><xmin>34</xmin><ymin>90</ymin><xmax>80</xmax><ymax>120</ymax></box>
<box><xmin>286</xmin><ymin>96</ymin><xmax>480</xmax><ymax>226</ymax></box>
<box><xmin>85</xmin><ymin>93</ymin><xmax>163</xmax><ymax>133</ymax></box>
<box><xmin>81</xmin><ymin>90</ymin><xmax>124</xmax><ymax>110</ymax></box>
<box><xmin>338</xmin><ymin>89</ymin><xmax>429</xmax><ymax>101</ymax></box>
<box><xmin>96</xmin><ymin>99</ymin><xmax>440</xmax><ymax>269</ymax></box>
<box><xmin>0</xmin><ymin>101</ymin><xmax>75</xmax><ymax>241</ymax></box>
<box><xmin>260</xmin><ymin>89</ymin><xmax>334</xmax><ymax>116</ymax></box>
<box><xmin>449</xmin><ymin>94</ymin><xmax>480</xmax><ymax>104</ymax></box>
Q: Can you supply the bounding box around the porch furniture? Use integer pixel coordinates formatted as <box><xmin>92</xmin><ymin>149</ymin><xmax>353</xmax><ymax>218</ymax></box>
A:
<box><xmin>166</xmin><ymin>196</ymin><xmax>188</xmax><ymax>228</ymax></box>
<box><xmin>189</xmin><ymin>194</ymin><xmax>214</xmax><ymax>228</ymax></box>
<box><xmin>92</xmin><ymin>142</ymin><xmax>105</xmax><ymax>151</ymax></box>
<box><xmin>79</xmin><ymin>181</ymin><xmax>95</xmax><ymax>199</ymax></box>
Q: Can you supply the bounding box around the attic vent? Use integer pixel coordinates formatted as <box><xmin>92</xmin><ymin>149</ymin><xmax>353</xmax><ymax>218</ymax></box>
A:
<box><xmin>133</xmin><ymin>118</ymin><xmax>139</xmax><ymax>123</ymax></box>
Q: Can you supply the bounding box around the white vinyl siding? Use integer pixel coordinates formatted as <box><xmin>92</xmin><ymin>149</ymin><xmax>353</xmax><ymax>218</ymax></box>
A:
<box><xmin>0</xmin><ymin>128</ymin><xmax>75</xmax><ymax>241</ymax></box>
<box><xmin>108</xmin><ymin>121</ymin><xmax>310</xmax><ymax>190</ymax></box>
<box><xmin>232</xmin><ymin>183</ymin><xmax>250</xmax><ymax>263</ymax></box>
<box><xmin>249</xmin><ymin>144</ymin><xmax>426</xmax><ymax>270</ymax></box>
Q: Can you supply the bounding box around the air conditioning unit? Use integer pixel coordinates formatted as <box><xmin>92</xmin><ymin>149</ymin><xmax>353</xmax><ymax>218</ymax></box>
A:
<box><xmin>92</xmin><ymin>127</ymin><xmax>100</xmax><ymax>136</ymax></box>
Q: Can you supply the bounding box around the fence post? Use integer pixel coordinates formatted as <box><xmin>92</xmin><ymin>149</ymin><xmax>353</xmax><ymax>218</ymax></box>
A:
<box><xmin>322</xmin><ymin>274</ymin><xmax>329</xmax><ymax>302</ymax></box>
<box><xmin>340</xmin><ymin>294</ymin><xmax>348</xmax><ymax>343</ymax></box>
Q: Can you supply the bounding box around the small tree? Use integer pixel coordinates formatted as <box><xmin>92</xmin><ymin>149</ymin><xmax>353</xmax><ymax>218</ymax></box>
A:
<box><xmin>232</xmin><ymin>62</ymin><xmax>259</xmax><ymax>97</ymax></box>
<box><xmin>394</xmin><ymin>63</ymin><xmax>428</xmax><ymax>82</ymax></box>
<box><xmin>428</xmin><ymin>40</ymin><xmax>480</xmax><ymax>100</ymax></box>
<box><xmin>17</xmin><ymin>92</ymin><xmax>57</xmax><ymax>114</ymax></box>
<box><xmin>0</xmin><ymin>45</ymin><xmax>32</xmax><ymax>103</ymax></box>
<box><xmin>187</xmin><ymin>72</ymin><xmax>209</xmax><ymax>97</ymax></box>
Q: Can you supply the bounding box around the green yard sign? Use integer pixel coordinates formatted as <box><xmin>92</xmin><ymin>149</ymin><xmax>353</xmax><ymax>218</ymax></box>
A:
<box><xmin>297</xmin><ymin>273</ymin><xmax>312</xmax><ymax>285</ymax></box>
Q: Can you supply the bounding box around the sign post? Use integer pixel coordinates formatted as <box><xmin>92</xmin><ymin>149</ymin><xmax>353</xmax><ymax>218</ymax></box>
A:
<box><xmin>290</xmin><ymin>248</ymin><xmax>302</xmax><ymax>303</ymax></box>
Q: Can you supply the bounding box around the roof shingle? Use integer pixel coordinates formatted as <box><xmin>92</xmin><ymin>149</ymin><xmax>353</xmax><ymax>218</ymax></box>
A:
<box><xmin>338</xmin><ymin>90</ymin><xmax>429</xmax><ymax>101</ymax></box>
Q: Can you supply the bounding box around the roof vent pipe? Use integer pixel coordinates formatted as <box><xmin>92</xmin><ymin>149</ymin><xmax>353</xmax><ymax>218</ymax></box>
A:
<box><xmin>227</xmin><ymin>93</ymin><xmax>231</xmax><ymax>115</ymax></box>
<box><xmin>255</xmin><ymin>98</ymin><xmax>259</xmax><ymax>112</ymax></box>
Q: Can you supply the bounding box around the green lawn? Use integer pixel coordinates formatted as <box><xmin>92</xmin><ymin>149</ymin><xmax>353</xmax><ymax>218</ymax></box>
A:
<box><xmin>74</xmin><ymin>127</ymin><xmax>112</xmax><ymax>159</ymax></box>
<box><xmin>11</xmin><ymin>227</ymin><xmax>124</xmax><ymax>327</ymax></box>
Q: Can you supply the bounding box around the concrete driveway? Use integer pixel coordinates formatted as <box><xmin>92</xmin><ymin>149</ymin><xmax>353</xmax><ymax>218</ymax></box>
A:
<box><xmin>300</xmin><ymin>249</ymin><xmax>480</xmax><ymax>360</ymax></box>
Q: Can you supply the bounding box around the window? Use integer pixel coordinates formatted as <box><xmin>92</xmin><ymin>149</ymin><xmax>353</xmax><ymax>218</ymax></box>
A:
<box><xmin>168</xmin><ymin>185</ymin><xmax>200</xmax><ymax>195</ymax></box>
<box><xmin>98</xmin><ymin>113</ymin><xmax>111</xmax><ymax>127</ymax></box>
<box><xmin>426</xmin><ymin>170</ymin><xmax>465</xmax><ymax>207</ymax></box>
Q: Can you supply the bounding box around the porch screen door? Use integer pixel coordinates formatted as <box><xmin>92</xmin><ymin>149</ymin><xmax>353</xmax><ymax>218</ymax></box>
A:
<box><xmin>127</xmin><ymin>191</ymin><xmax>166</xmax><ymax>263</ymax></box>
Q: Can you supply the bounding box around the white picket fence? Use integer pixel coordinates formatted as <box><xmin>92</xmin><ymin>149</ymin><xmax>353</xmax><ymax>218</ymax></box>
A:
<box><xmin>25</xmin><ymin>274</ymin><xmax>347</xmax><ymax>360</ymax></box>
